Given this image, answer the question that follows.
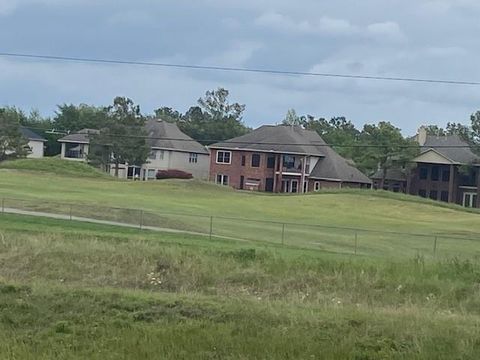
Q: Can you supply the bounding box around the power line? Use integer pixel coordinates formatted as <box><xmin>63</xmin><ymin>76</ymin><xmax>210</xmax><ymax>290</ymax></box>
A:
<box><xmin>24</xmin><ymin>126</ymin><xmax>478</xmax><ymax>149</ymax></box>
<box><xmin>1</xmin><ymin>51</ymin><xmax>480</xmax><ymax>86</ymax></box>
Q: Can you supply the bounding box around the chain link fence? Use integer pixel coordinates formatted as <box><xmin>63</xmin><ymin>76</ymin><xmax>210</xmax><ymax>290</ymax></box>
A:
<box><xmin>2</xmin><ymin>197</ymin><xmax>480</xmax><ymax>259</ymax></box>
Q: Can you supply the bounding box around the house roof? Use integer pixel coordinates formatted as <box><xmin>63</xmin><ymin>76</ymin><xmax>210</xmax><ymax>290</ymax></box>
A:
<box><xmin>145</xmin><ymin>119</ymin><xmax>209</xmax><ymax>154</ymax></box>
<box><xmin>371</xmin><ymin>168</ymin><xmax>407</xmax><ymax>182</ymax></box>
<box><xmin>20</xmin><ymin>127</ymin><xmax>46</xmax><ymax>142</ymax></box>
<box><xmin>209</xmin><ymin>125</ymin><xmax>326</xmax><ymax>156</ymax></box>
<box><xmin>415</xmin><ymin>134</ymin><xmax>480</xmax><ymax>165</ymax></box>
<box><xmin>211</xmin><ymin>125</ymin><xmax>371</xmax><ymax>184</ymax></box>
<box><xmin>58</xmin><ymin>128</ymin><xmax>99</xmax><ymax>144</ymax></box>
<box><xmin>309</xmin><ymin>142</ymin><xmax>372</xmax><ymax>184</ymax></box>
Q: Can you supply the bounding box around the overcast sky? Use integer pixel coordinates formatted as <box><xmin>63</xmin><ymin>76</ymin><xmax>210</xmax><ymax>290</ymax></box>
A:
<box><xmin>1</xmin><ymin>0</ymin><xmax>480</xmax><ymax>134</ymax></box>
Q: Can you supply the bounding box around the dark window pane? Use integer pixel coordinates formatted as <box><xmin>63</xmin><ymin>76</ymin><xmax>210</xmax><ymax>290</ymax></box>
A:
<box><xmin>431</xmin><ymin>166</ymin><xmax>440</xmax><ymax>181</ymax></box>
<box><xmin>251</xmin><ymin>154</ymin><xmax>261</xmax><ymax>167</ymax></box>
<box><xmin>442</xmin><ymin>169</ymin><xmax>450</xmax><ymax>182</ymax></box>
<box><xmin>267</xmin><ymin>156</ymin><xmax>275</xmax><ymax>169</ymax></box>
<box><xmin>429</xmin><ymin>190</ymin><xmax>438</xmax><ymax>200</ymax></box>
<box><xmin>440</xmin><ymin>191</ymin><xmax>449</xmax><ymax>202</ymax></box>
<box><xmin>419</xmin><ymin>167</ymin><xmax>428</xmax><ymax>180</ymax></box>
<box><xmin>241</xmin><ymin>155</ymin><xmax>245</xmax><ymax>166</ymax></box>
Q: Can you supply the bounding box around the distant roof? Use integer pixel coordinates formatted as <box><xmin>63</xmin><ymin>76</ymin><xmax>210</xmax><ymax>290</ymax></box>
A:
<box><xmin>209</xmin><ymin>125</ymin><xmax>326</xmax><ymax>156</ymax></box>
<box><xmin>58</xmin><ymin>129</ymin><xmax>99</xmax><ymax>144</ymax></box>
<box><xmin>20</xmin><ymin>127</ymin><xmax>46</xmax><ymax>142</ymax></box>
<box><xmin>418</xmin><ymin>134</ymin><xmax>480</xmax><ymax>165</ymax></box>
<box><xmin>211</xmin><ymin>125</ymin><xmax>371</xmax><ymax>184</ymax></box>
<box><xmin>145</xmin><ymin>119</ymin><xmax>208</xmax><ymax>154</ymax></box>
<box><xmin>371</xmin><ymin>168</ymin><xmax>407</xmax><ymax>182</ymax></box>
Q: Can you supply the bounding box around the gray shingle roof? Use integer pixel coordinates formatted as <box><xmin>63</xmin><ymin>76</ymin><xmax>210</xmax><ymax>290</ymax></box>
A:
<box><xmin>371</xmin><ymin>168</ymin><xmax>407</xmax><ymax>182</ymax></box>
<box><xmin>145</xmin><ymin>119</ymin><xmax>209</xmax><ymax>154</ymax></box>
<box><xmin>20</xmin><ymin>127</ymin><xmax>46</xmax><ymax>142</ymax></box>
<box><xmin>420</xmin><ymin>135</ymin><xmax>480</xmax><ymax>165</ymax></box>
<box><xmin>210</xmin><ymin>125</ymin><xmax>371</xmax><ymax>184</ymax></box>
<box><xmin>58</xmin><ymin>129</ymin><xmax>99</xmax><ymax>144</ymax></box>
<box><xmin>209</xmin><ymin>125</ymin><xmax>326</xmax><ymax>156</ymax></box>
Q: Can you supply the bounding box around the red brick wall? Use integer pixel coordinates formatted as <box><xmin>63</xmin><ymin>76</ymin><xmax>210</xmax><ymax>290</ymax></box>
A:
<box><xmin>210</xmin><ymin>149</ymin><xmax>276</xmax><ymax>191</ymax></box>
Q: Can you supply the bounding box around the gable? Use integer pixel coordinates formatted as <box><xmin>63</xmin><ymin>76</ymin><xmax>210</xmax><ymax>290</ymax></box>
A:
<box><xmin>413</xmin><ymin>149</ymin><xmax>455</xmax><ymax>165</ymax></box>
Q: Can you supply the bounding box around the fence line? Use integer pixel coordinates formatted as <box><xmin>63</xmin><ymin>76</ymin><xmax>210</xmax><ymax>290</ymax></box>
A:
<box><xmin>2</xmin><ymin>196</ymin><xmax>480</xmax><ymax>258</ymax></box>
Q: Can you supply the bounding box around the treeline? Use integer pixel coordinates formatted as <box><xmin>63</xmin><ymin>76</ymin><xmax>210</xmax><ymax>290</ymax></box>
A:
<box><xmin>2</xmin><ymin>87</ymin><xmax>480</xmax><ymax>178</ymax></box>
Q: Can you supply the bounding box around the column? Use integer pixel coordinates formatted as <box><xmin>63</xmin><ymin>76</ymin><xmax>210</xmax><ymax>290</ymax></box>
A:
<box><xmin>448</xmin><ymin>164</ymin><xmax>455</xmax><ymax>203</ymax></box>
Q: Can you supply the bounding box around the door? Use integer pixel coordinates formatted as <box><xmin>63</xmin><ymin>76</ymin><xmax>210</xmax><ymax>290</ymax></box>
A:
<box><xmin>240</xmin><ymin>176</ymin><xmax>245</xmax><ymax>190</ymax></box>
<box><xmin>265</xmin><ymin>178</ymin><xmax>274</xmax><ymax>192</ymax></box>
<box><xmin>291</xmin><ymin>180</ymin><xmax>298</xmax><ymax>193</ymax></box>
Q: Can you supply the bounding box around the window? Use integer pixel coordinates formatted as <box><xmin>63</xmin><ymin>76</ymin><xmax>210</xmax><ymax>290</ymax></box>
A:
<box><xmin>442</xmin><ymin>169</ymin><xmax>450</xmax><ymax>182</ymax></box>
<box><xmin>158</xmin><ymin>150</ymin><xmax>165</xmax><ymax>160</ymax></box>
<box><xmin>429</xmin><ymin>190</ymin><xmax>438</xmax><ymax>200</ymax></box>
<box><xmin>283</xmin><ymin>155</ymin><xmax>295</xmax><ymax>169</ymax></box>
<box><xmin>241</xmin><ymin>155</ymin><xmax>246</xmax><ymax>166</ymax></box>
<box><xmin>147</xmin><ymin>169</ymin><xmax>156</xmax><ymax>180</ymax></box>
<box><xmin>216</xmin><ymin>174</ymin><xmax>229</xmax><ymax>186</ymax></box>
<box><xmin>440</xmin><ymin>191</ymin><xmax>449</xmax><ymax>202</ymax></box>
<box><xmin>240</xmin><ymin>176</ymin><xmax>245</xmax><ymax>190</ymax></box>
<box><xmin>291</xmin><ymin>180</ymin><xmax>298</xmax><ymax>193</ymax></box>
<box><xmin>463</xmin><ymin>193</ymin><xmax>478</xmax><ymax>208</ymax></box>
<box><xmin>314</xmin><ymin>181</ymin><xmax>320</xmax><ymax>192</ymax></box>
<box><xmin>419</xmin><ymin>167</ymin><xmax>428</xmax><ymax>180</ymax></box>
<box><xmin>148</xmin><ymin>151</ymin><xmax>156</xmax><ymax>160</ymax></box>
<box><xmin>418</xmin><ymin>189</ymin><xmax>427</xmax><ymax>198</ymax></box>
<box><xmin>216</xmin><ymin>151</ymin><xmax>231</xmax><ymax>164</ymax></box>
<box><xmin>251</xmin><ymin>154</ymin><xmax>261</xmax><ymax>167</ymax></box>
<box><xmin>189</xmin><ymin>153</ymin><xmax>198</xmax><ymax>164</ymax></box>
<box><xmin>431</xmin><ymin>166</ymin><xmax>440</xmax><ymax>181</ymax></box>
<box><xmin>267</xmin><ymin>156</ymin><xmax>275</xmax><ymax>169</ymax></box>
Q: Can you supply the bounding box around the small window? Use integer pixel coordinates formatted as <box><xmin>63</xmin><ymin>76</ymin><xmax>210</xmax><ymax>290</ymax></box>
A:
<box><xmin>440</xmin><ymin>191</ymin><xmax>449</xmax><ymax>202</ymax></box>
<box><xmin>431</xmin><ymin>166</ymin><xmax>440</xmax><ymax>181</ymax></box>
<box><xmin>159</xmin><ymin>150</ymin><xmax>165</xmax><ymax>160</ymax></box>
<box><xmin>291</xmin><ymin>180</ymin><xmax>298</xmax><ymax>193</ymax></box>
<box><xmin>241</xmin><ymin>155</ymin><xmax>246</xmax><ymax>166</ymax></box>
<box><xmin>147</xmin><ymin>169</ymin><xmax>156</xmax><ymax>179</ymax></box>
<box><xmin>216</xmin><ymin>174</ymin><xmax>229</xmax><ymax>186</ymax></box>
<box><xmin>251</xmin><ymin>154</ymin><xmax>261</xmax><ymax>167</ymax></box>
<box><xmin>429</xmin><ymin>190</ymin><xmax>438</xmax><ymax>200</ymax></box>
<box><xmin>283</xmin><ymin>155</ymin><xmax>295</xmax><ymax>169</ymax></box>
<box><xmin>419</xmin><ymin>167</ymin><xmax>428</xmax><ymax>180</ymax></box>
<box><xmin>267</xmin><ymin>156</ymin><xmax>275</xmax><ymax>169</ymax></box>
<box><xmin>189</xmin><ymin>153</ymin><xmax>198</xmax><ymax>164</ymax></box>
<box><xmin>314</xmin><ymin>181</ymin><xmax>320</xmax><ymax>191</ymax></box>
<box><xmin>216</xmin><ymin>151</ymin><xmax>231</xmax><ymax>164</ymax></box>
<box><xmin>419</xmin><ymin>189</ymin><xmax>427</xmax><ymax>198</ymax></box>
<box><xmin>148</xmin><ymin>151</ymin><xmax>156</xmax><ymax>160</ymax></box>
<box><xmin>442</xmin><ymin>169</ymin><xmax>450</xmax><ymax>182</ymax></box>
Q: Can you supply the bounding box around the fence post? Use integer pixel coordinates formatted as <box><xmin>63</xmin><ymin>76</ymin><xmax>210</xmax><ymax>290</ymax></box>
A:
<box><xmin>433</xmin><ymin>236</ymin><xmax>438</xmax><ymax>258</ymax></box>
<box><xmin>209</xmin><ymin>216</ymin><xmax>213</xmax><ymax>240</ymax></box>
<box><xmin>281</xmin><ymin>223</ymin><xmax>285</xmax><ymax>245</ymax></box>
<box><xmin>139</xmin><ymin>210</ymin><xmax>144</xmax><ymax>230</ymax></box>
<box><xmin>354</xmin><ymin>231</ymin><xmax>358</xmax><ymax>255</ymax></box>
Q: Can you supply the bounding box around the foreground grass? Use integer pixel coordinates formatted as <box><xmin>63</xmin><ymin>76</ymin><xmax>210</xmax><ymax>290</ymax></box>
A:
<box><xmin>1</xmin><ymin>214</ymin><xmax>480</xmax><ymax>358</ymax></box>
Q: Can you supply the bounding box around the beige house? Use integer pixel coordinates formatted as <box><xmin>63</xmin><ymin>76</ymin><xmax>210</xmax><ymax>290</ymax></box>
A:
<box><xmin>20</xmin><ymin>127</ymin><xmax>46</xmax><ymax>158</ymax></box>
<box><xmin>58</xmin><ymin>120</ymin><xmax>210</xmax><ymax>180</ymax></box>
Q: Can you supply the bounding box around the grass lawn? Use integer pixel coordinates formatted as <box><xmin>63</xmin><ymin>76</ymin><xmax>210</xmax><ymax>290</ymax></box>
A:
<box><xmin>1</xmin><ymin>213</ymin><xmax>480</xmax><ymax>359</ymax></box>
<box><xmin>0</xmin><ymin>158</ymin><xmax>479</xmax><ymax>259</ymax></box>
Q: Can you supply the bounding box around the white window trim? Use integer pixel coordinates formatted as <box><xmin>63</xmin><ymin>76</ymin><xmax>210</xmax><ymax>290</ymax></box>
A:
<box><xmin>463</xmin><ymin>192</ymin><xmax>477</xmax><ymax>208</ymax></box>
<box><xmin>314</xmin><ymin>181</ymin><xmax>320</xmax><ymax>192</ymax></box>
<box><xmin>291</xmin><ymin>179</ymin><xmax>299</xmax><ymax>193</ymax></box>
<box><xmin>216</xmin><ymin>151</ymin><xmax>232</xmax><ymax>164</ymax></box>
<box><xmin>216</xmin><ymin>174</ymin><xmax>229</xmax><ymax>186</ymax></box>
<box><xmin>189</xmin><ymin>153</ymin><xmax>198</xmax><ymax>164</ymax></box>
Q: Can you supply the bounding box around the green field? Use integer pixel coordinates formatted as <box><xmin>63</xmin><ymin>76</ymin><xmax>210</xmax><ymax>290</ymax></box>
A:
<box><xmin>0</xmin><ymin>158</ymin><xmax>479</xmax><ymax>259</ymax></box>
<box><xmin>1</xmin><ymin>159</ymin><xmax>480</xmax><ymax>358</ymax></box>
<box><xmin>1</xmin><ymin>213</ymin><xmax>480</xmax><ymax>359</ymax></box>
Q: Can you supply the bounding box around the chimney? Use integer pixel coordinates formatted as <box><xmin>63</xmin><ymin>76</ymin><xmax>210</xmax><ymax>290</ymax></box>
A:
<box><xmin>416</xmin><ymin>126</ymin><xmax>427</xmax><ymax>146</ymax></box>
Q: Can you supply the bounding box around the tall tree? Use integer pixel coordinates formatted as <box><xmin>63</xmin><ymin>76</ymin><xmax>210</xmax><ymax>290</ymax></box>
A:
<box><xmin>357</xmin><ymin>122</ymin><xmax>419</xmax><ymax>187</ymax></box>
<box><xmin>0</xmin><ymin>107</ymin><xmax>30</xmax><ymax>161</ymax></box>
<box><xmin>178</xmin><ymin>88</ymin><xmax>249</xmax><ymax>144</ymax></box>
<box><xmin>282</xmin><ymin>109</ymin><xmax>302</xmax><ymax>126</ymax></box>
<box><xmin>54</xmin><ymin>104</ymin><xmax>108</xmax><ymax>132</ymax></box>
<box><xmin>88</xmin><ymin>97</ymin><xmax>150</xmax><ymax>177</ymax></box>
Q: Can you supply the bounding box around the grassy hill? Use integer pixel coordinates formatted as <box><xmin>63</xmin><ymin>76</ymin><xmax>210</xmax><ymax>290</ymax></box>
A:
<box><xmin>1</xmin><ymin>213</ymin><xmax>480</xmax><ymax>359</ymax></box>
<box><xmin>0</xmin><ymin>159</ymin><xmax>479</xmax><ymax>259</ymax></box>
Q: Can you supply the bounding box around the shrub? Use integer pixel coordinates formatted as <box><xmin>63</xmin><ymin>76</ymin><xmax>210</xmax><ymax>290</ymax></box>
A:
<box><xmin>156</xmin><ymin>169</ymin><xmax>193</xmax><ymax>180</ymax></box>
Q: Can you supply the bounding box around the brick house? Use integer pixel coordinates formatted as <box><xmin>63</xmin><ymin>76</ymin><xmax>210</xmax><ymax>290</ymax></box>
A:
<box><xmin>209</xmin><ymin>125</ymin><xmax>371</xmax><ymax>193</ymax></box>
<box><xmin>406</xmin><ymin>127</ymin><xmax>480</xmax><ymax>208</ymax></box>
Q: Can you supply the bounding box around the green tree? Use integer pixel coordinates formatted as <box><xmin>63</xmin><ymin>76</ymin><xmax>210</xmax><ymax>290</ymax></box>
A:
<box><xmin>0</xmin><ymin>107</ymin><xmax>30</xmax><ymax>161</ymax></box>
<box><xmin>282</xmin><ymin>109</ymin><xmax>302</xmax><ymax>126</ymax></box>
<box><xmin>88</xmin><ymin>97</ymin><xmax>150</xmax><ymax>177</ymax></box>
<box><xmin>54</xmin><ymin>104</ymin><xmax>108</xmax><ymax>132</ymax></box>
<box><xmin>178</xmin><ymin>88</ymin><xmax>249</xmax><ymax>144</ymax></box>
<box><xmin>357</xmin><ymin>122</ymin><xmax>419</xmax><ymax>187</ymax></box>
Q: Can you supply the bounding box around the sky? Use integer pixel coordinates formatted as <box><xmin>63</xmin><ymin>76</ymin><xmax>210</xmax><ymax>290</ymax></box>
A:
<box><xmin>1</xmin><ymin>0</ymin><xmax>480</xmax><ymax>134</ymax></box>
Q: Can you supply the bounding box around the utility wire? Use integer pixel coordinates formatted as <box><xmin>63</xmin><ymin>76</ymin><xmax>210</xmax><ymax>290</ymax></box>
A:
<box><xmin>24</xmin><ymin>126</ymin><xmax>478</xmax><ymax>149</ymax></box>
<box><xmin>2</xmin><ymin>51</ymin><xmax>480</xmax><ymax>86</ymax></box>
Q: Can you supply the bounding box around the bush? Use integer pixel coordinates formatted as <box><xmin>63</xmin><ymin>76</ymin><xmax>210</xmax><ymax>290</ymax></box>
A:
<box><xmin>156</xmin><ymin>169</ymin><xmax>193</xmax><ymax>180</ymax></box>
